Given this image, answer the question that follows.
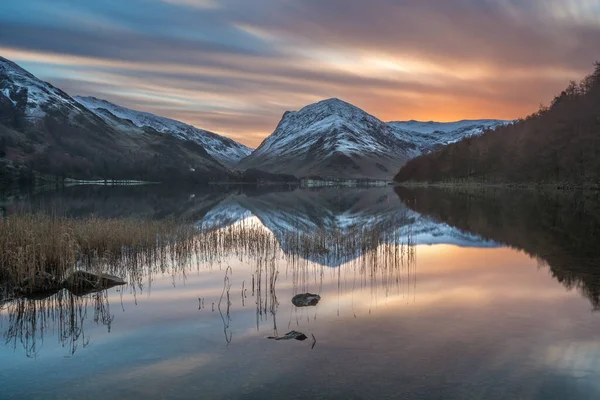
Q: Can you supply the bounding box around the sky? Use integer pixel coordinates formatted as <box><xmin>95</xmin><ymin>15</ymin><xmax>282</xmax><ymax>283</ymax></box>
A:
<box><xmin>1</xmin><ymin>0</ymin><xmax>599</xmax><ymax>147</ymax></box>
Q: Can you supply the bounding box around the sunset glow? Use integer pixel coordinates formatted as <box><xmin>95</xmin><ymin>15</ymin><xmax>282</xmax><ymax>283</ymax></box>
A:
<box><xmin>1</xmin><ymin>0</ymin><xmax>597</xmax><ymax>147</ymax></box>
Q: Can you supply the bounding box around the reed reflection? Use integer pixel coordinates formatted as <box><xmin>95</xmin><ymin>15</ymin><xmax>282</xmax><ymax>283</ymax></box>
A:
<box><xmin>0</xmin><ymin>213</ymin><xmax>418</xmax><ymax>355</ymax></box>
<box><xmin>2</xmin><ymin>289</ymin><xmax>114</xmax><ymax>358</ymax></box>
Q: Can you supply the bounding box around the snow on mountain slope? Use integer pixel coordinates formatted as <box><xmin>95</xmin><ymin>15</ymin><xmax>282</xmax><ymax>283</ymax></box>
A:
<box><xmin>389</xmin><ymin>119</ymin><xmax>510</xmax><ymax>134</ymax></box>
<box><xmin>0</xmin><ymin>56</ymin><xmax>92</xmax><ymax>121</ymax></box>
<box><xmin>239</xmin><ymin>98</ymin><xmax>512</xmax><ymax>180</ymax></box>
<box><xmin>389</xmin><ymin>119</ymin><xmax>513</xmax><ymax>152</ymax></box>
<box><xmin>74</xmin><ymin>96</ymin><xmax>252</xmax><ymax>167</ymax></box>
<box><xmin>0</xmin><ymin>56</ymin><xmax>236</xmax><ymax>182</ymax></box>
<box><xmin>239</xmin><ymin>98</ymin><xmax>420</xmax><ymax>180</ymax></box>
<box><xmin>200</xmin><ymin>196</ymin><xmax>253</xmax><ymax>231</ymax></box>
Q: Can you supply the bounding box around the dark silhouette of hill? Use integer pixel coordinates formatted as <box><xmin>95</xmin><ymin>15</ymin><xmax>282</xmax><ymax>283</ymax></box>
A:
<box><xmin>395</xmin><ymin>186</ymin><xmax>600</xmax><ymax>309</ymax></box>
<box><xmin>395</xmin><ymin>63</ymin><xmax>600</xmax><ymax>185</ymax></box>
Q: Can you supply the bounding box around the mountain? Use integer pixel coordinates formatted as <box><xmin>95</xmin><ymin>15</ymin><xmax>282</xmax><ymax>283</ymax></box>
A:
<box><xmin>238</xmin><ymin>98</ymin><xmax>421</xmax><ymax>180</ymax></box>
<box><xmin>239</xmin><ymin>98</ymin><xmax>509</xmax><ymax>180</ymax></box>
<box><xmin>0</xmin><ymin>56</ymin><xmax>236</xmax><ymax>183</ymax></box>
<box><xmin>389</xmin><ymin>119</ymin><xmax>512</xmax><ymax>152</ymax></box>
<box><xmin>74</xmin><ymin>96</ymin><xmax>252</xmax><ymax>167</ymax></box>
<box><xmin>394</xmin><ymin>63</ymin><xmax>600</xmax><ymax>185</ymax></box>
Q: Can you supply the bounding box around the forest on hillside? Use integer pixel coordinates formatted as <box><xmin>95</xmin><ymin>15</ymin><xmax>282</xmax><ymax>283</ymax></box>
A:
<box><xmin>395</xmin><ymin>63</ymin><xmax>600</xmax><ymax>185</ymax></box>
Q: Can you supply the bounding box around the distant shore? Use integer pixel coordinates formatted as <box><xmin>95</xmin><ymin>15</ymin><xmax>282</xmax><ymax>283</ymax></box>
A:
<box><xmin>395</xmin><ymin>181</ymin><xmax>600</xmax><ymax>191</ymax></box>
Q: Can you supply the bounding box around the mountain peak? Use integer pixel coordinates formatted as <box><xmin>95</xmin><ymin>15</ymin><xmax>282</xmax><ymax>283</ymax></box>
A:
<box><xmin>240</xmin><ymin>98</ymin><xmax>417</xmax><ymax>179</ymax></box>
<box><xmin>272</xmin><ymin>98</ymin><xmax>379</xmax><ymax>131</ymax></box>
<box><xmin>298</xmin><ymin>97</ymin><xmax>366</xmax><ymax>115</ymax></box>
<box><xmin>318</xmin><ymin>97</ymin><xmax>350</xmax><ymax>106</ymax></box>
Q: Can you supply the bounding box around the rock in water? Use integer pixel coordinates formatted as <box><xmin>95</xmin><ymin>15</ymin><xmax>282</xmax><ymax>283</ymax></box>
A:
<box><xmin>15</xmin><ymin>271</ymin><xmax>62</xmax><ymax>298</ymax></box>
<box><xmin>63</xmin><ymin>271</ymin><xmax>126</xmax><ymax>296</ymax></box>
<box><xmin>291</xmin><ymin>293</ymin><xmax>321</xmax><ymax>307</ymax></box>
<box><xmin>267</xmin><ymin>331</ymin><xmax>309</xmax><ymax>341</ymax></box>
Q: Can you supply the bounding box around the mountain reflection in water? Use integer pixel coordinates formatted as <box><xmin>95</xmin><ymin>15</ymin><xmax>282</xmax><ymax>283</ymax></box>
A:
<box><xmin>1</xmin><ymin>185</ymin><xmax>600</xmax><ymax>399</ymax></box>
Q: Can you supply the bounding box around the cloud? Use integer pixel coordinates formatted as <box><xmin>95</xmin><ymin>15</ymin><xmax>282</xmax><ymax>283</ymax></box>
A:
<box><xmin>1</xmin><ymin>0</ymin><xmax>597</xmax><ymax>146</ymax></box>
<box><xmin>163</xmin><ymin>0</ymin><xmax>220</xmax><ymax>9</ymax></box>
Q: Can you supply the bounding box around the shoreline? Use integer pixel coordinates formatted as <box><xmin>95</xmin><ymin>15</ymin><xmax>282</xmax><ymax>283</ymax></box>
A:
<box><xmin>394</xmin><ymin>181</ymin><xmax>600</xmax><ymax>191</ymax></box>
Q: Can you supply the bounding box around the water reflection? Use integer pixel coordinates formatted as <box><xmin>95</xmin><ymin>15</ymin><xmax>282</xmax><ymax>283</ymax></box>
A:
<box><xmin>2</xmin><ymin>289</ymin><xmax>114</xmax><ymax>357</ymax></box>
<box><xmin>4</xmin><ymin>185</ymin><xmax>600</xmax><ymax>357</ymax></box>
<box><xmin>395</xmin><ymin>187</ymin><xmax>600</xmax><ymax>310</ymax></box>
<box><xmin>1</xmin><ymin>184</ymin><xmax>292</xmax><ymax>220</ymax></box>
<box><xmin>2</xmin><ymin>185</ymin><xmax>600</xmax><ymax>399</ymax></box>
<box><xmin>202</xmin><ymin>187</ymin><xmax>493</xmax><ymax>266</ymax></box>
<box><xmin>1</xmin><ymin>209</ymin><xmax>417</xmax><ymax>355</ymax></box>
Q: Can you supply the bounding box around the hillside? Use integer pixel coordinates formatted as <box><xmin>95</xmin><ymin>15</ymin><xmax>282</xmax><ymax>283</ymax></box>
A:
<box><xmin>0</xmin><ymin>56</ymin><xmax>234</xmax><ymax>183</ymax></box>
<box><xmin>389</xmin><ymin>119</ymin><xmax>511</xmax><ymax>153</ymax></box>
<box><xmin>394</xmin><ymin>63</ymin><xmax>600</xmax><ymax>185</ymax></box>
<box><xmin>74</xmin><ymin>96</ymin><xmax>252</xmax><ymax>167</ymax></box>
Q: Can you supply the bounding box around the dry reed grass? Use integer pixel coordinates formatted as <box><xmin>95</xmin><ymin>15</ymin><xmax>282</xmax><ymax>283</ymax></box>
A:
<box><xmin>1</xmin><ymin>212</ymin><xmax>418</xmax><ymax>354</ymax></box>
<box><xmin>0</xmin><ymin>213</ymin><xmax>196</xmax><ymax>285</ymax></box>
<box><xmin>1</xmin><ymin>212</ymin><xmax>415</xmax><ymax>289</ymax></box>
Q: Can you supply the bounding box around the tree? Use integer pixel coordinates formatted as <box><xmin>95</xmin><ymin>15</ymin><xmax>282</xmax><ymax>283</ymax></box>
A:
<box><xmin>0</xmin><ymin>137</ymin><xmax>6</xmax><ymax>158</ymax></box>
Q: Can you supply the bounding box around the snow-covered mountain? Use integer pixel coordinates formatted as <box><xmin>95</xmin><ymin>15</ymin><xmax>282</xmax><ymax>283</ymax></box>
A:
<box><xmin>239</xmin><ymin>98</ymin><xmax>420</xmax><ymax>179</ymax></box>
<box><xmin>0</xmin><ymin>56</ymin><xmax>99</xmax><ymax>124</ymax></box>
<box><xmin>1</xmin><ymin>55</ymin><xmax>512</xmax><ymax>182</ymax></box>
<box><xmin>389</xmin><ymin>119</ymin><xmax>512</xmax><ymax>152</ymax></box>
<box><xmin>0</xmin><ymin>56</ymin><xmax>234</xmax><ymax>182</ymax></box>
<box><xmin>239</xmin><ymin>98</ymin><xmax>511</xmax><ymax>180</ymax></box>
<box><xmin>74</xmin><ymin>96</ymin><xmax>252</xmax><ymax>167</ymax></box>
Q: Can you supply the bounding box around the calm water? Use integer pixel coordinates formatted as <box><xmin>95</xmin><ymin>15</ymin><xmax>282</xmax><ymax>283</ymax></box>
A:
<box><xmin>2</xmin><ymin>185</ymin><xmax>600</xmax><ymax>400</ymax></box>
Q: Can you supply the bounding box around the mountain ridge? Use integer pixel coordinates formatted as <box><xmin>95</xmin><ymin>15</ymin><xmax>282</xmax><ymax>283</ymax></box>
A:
<box><xmin>1</xmin><ymin>56</ymin><xmax>513</xmax><ymax>182</ymax></box>
<box><xmin>74</xmin><ymin>96</ymin><xmax>252</xmax><ymax>167</ymax></box>
<box><xmin>0</xmin><ymin>56</ymin><xmax>237</xmax><ymax>183</ymax></box>
<box><xmin>239</xmin><ymin>97</ymin><xmax>510</xmax><ymax>179</ymax></box>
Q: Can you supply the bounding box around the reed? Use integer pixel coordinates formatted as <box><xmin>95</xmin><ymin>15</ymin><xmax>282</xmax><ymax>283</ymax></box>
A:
<box><xmin>1</xmin><ymin>212</ymin><xmax>419</xmax><ymax>352</ymax></box>
<box><xmin>1</xmin><ymin>211</ymin><xmax>416</xmax><ymax>302</ymax></box>
<box><xmin>0</xmin><ymin>213</ymin><xmax>196</xmax><ymax>285</ymax></box>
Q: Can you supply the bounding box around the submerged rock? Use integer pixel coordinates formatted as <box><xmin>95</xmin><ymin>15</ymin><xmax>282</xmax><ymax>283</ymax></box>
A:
<box><xmin>63</xmin><ymin>271</ymin><xmax>126</xmax><ymax>296</ymax></box>
<box><xmin>291</xmin><ymin>293</ymin><xmax>321</xmax><ymax>307</ymax></box>
<box><xmin>267</xmin><ymin>331</ymin><xmax>317</xmax><ymax>348</ymax></box>
<box><xmin>267</xmin><ymin>331</ymin><xmax>309</xmax><ymax>341</ymax></box>
<box><xmin>15</xmin><ymin>271</ymin><xmax>62</xmax><ymax>298</ymax></box>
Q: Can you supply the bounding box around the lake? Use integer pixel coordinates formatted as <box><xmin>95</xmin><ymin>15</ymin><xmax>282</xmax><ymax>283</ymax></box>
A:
<box><xmin>1</xmin><ymin>185</ymin><xmax>600</xmax><ymax>399</ymax></box>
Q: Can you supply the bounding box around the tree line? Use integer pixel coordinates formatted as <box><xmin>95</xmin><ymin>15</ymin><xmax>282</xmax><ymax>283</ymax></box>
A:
<box><xmin>395</xmin><ymin>62</ymin><xmax>600</xmax><ymax>185</ymax></box>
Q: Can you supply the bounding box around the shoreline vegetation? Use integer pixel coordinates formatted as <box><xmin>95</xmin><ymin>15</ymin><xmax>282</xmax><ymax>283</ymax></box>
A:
<box><xmin>0</xmin><ymin>209</ymin><xmax>416</xmax><ymax>357</ymax></box>
<box><xmin>0</xmin><ymin>211</ymin><xmax>414</xmax><ymax>299</ymax></box>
